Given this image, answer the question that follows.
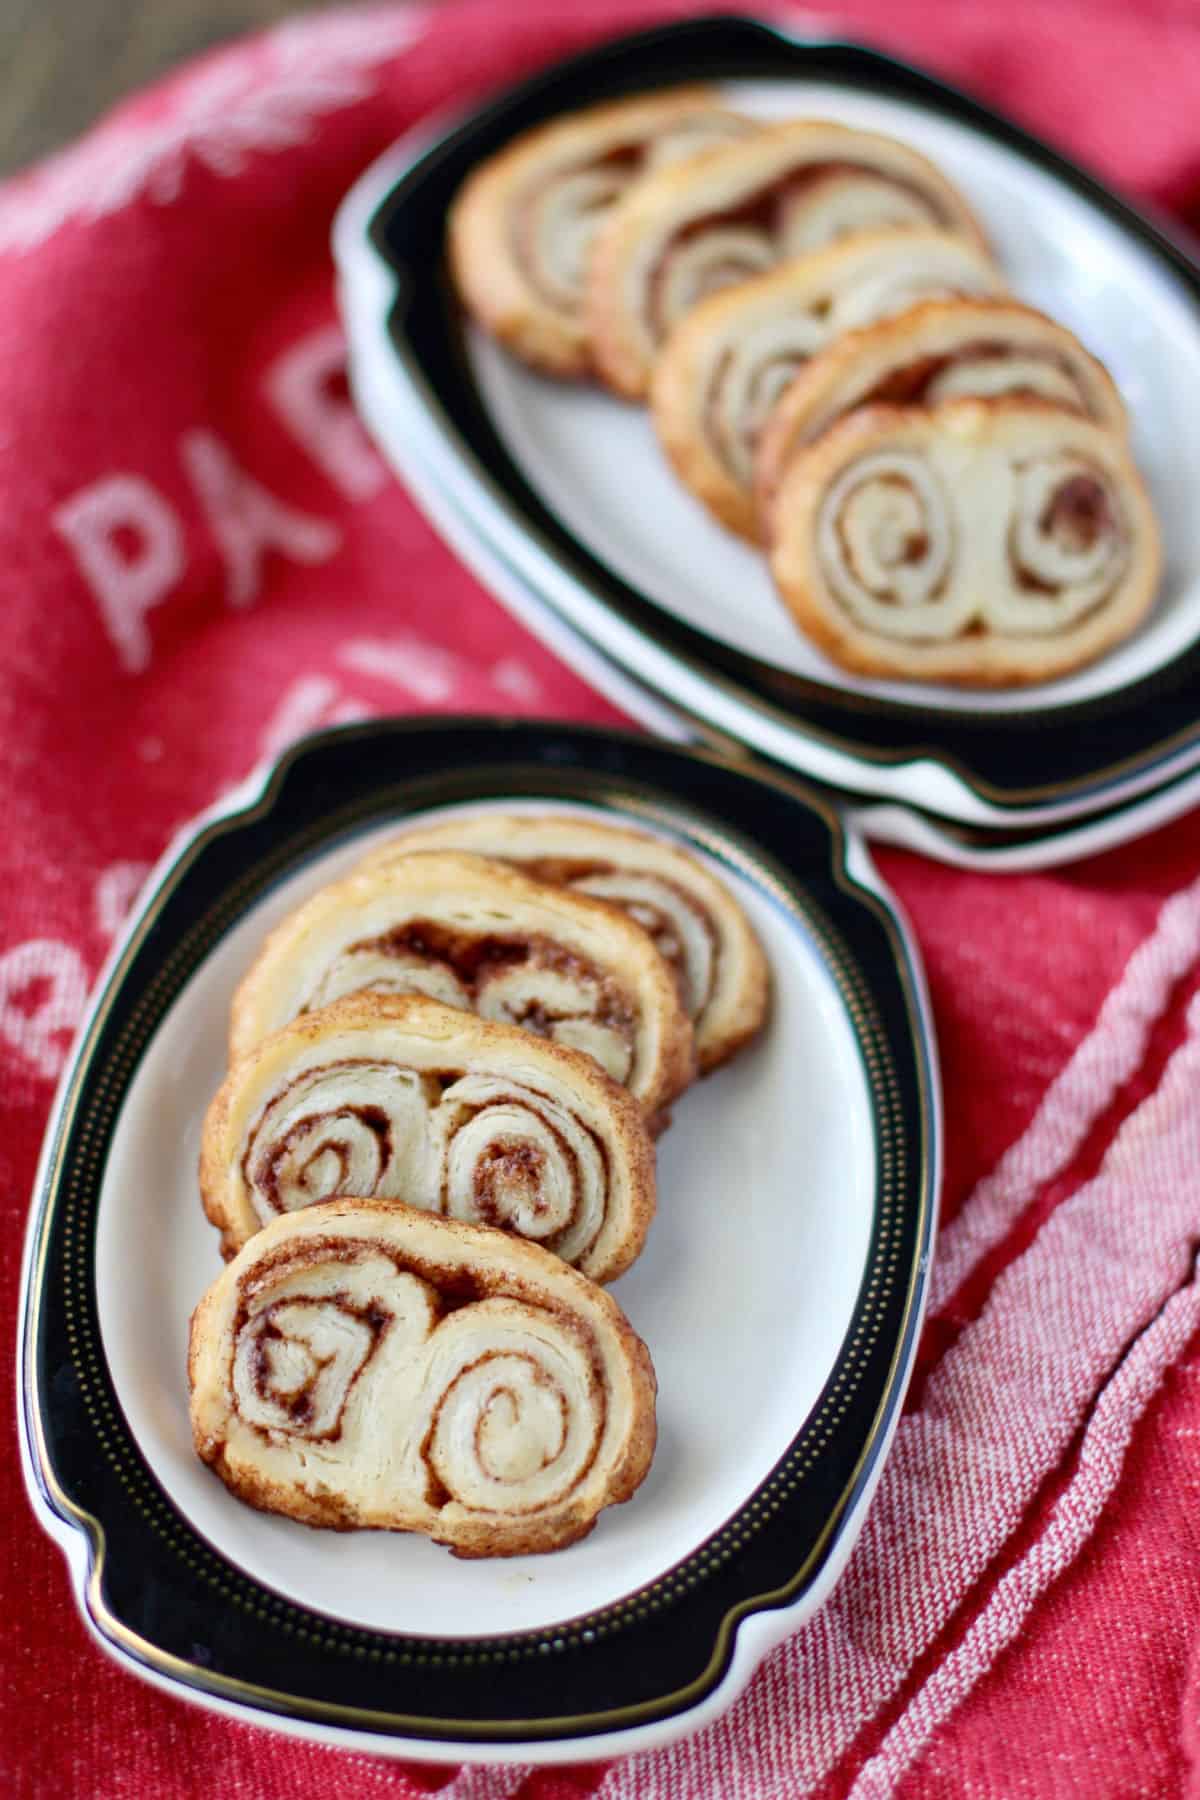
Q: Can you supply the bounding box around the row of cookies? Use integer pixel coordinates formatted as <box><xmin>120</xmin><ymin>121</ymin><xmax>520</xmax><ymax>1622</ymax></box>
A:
<box><xmin>657</xmin><ymin>262</ymin><xmax>1159</xmax><ymax>685</ymax></box>
<box><xmin>449</xmin><ymin>91</ymin><xmax>1161</xmax><ymax>686</ymax></box>
<box><xmin>449</xmin><ymin>90</ymin><xmax>981</xmax><ymax>386</ymax></box>
<box><xmin>189</xmin><ymin>814</ymin><xmax>770</xmax><ymax>1554</ymax></box>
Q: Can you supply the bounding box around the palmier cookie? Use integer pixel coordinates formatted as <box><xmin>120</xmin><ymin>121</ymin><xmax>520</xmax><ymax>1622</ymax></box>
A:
<box><xmin>651</xmin><ymin>228</ymin><xmax>1004</xmax><ymax>540</ymax></box>
<box><xmin>354</xmin><ymin>812</ymin><xmax>769</xmax><ymax>1074</ymax></box>
<box><xmin>767</xmin><ymin>398</ymin><xmax>1161</xmax><ymax>687</ymax></box>
<box><xmin>755</xmin><ymin>296</ymin><xmax>1126</xmax><ymax>524</ymax></box>
<box><xmin>202</xmin><ymin>992</ymin><xmax>656</xmax><ymax>1280</ymax></box>
<box><xmin>189</xmin><ymin>1198</ymin><xmax>657</xmax><ymax>1556</ymax></box>
<box><xmin>448</xmin><ymin>89</ymin><xmax>754</xmax><ymax>378</ymax></box>
<box><xmin>230</xmin><ymin>851</ymin><xmax>696</xmax><ymax>1116</ymax></box>
<box><xmin>587</xmin><ymin>118</ymin><xmax>987</xmax><ymax>397</ymax></box>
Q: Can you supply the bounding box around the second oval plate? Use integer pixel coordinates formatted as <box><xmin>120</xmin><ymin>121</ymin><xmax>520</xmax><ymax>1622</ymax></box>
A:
<box><xmin>336</xmin><ymin>14</ymin><xmax>1200</xmax><ymax>828</ymax></box>
<box><xmin>19</xmin><ymin>719</ymin><xmax>936</xmax><ymax>1762</ymax></box>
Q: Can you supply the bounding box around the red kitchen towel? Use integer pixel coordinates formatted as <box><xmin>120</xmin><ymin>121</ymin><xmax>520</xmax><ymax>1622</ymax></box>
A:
<box><xmin>6</xmin><ymin>1</ymin><xmax>1200</xmax><ymax>1795</ymax></box>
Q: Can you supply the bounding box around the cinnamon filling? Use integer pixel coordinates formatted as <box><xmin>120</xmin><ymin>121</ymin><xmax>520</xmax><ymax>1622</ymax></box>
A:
<box><xmin>346</xmin><ymin>921</ymin><xmax>636</xmax><ymax>1042</ymax></box>
<box><xmin>249</xmin><ymin>1099</ymin><xmax>391</xmax><ymax>1211</ymax></box>
<box><xmin>1040</xmin><ymin>474</ymin><xmax>1112</xmax><ymax>549</ymax></box>
<box><xmin>241</xmin><ymin>1289</ymin><xmax>391</xmax><ymax>1439</ymax></box>
<box><xmin>1009</xmin><ymin>469</ymin><xmax>1123</xmax><ymax>601</ymax></box>
<box><xmin>834</xmin><ymin>475</ymin><xmax>948</xmax><ymax>603</ymax></box>
<box><xmin>473</xmin><ymin>1139</ymin><xmax>550</xmax><ymax>1226</ymax></box>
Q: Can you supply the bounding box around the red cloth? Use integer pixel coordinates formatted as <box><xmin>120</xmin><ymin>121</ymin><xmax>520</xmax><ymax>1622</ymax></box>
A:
<box><xmin>5</xmin><ymin>2</ymin><xmax>1200</xmax><ymax>1794</ymax></box>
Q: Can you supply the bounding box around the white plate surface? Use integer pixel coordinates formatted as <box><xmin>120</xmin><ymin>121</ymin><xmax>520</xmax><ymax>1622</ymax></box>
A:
<box><xmin>96</xmin><ymin>800</ymin><xmax>876</xmax><ymax>1639</ymax></box>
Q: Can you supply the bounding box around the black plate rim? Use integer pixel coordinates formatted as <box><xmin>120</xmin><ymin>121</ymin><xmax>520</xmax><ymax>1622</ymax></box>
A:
<box><xmin>18</xmin><ymin>717</ymin><xmax>937</xmax><ymax>1754</ymax></box>
<box><xmin>357</xmin><ymin>11</ymin><xmax>1200</xmax><ymax>814</ymax></box>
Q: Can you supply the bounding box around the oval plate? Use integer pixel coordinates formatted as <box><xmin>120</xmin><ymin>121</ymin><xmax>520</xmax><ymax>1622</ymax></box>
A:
<box><xmin>18</xmin><ymin>719</ymin><xmax>937</xmax><ymax>1763</ymax></box>
<box><xmin>335</xmin><ymin>14</ymin><xmax>1200</xmax><ymax>829</ymax></box>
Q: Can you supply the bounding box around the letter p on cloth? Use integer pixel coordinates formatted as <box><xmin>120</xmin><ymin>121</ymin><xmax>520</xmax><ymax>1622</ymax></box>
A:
<box><xmin>53</xmin><ymin>475</ymin><xmax>185</xmax><ymax>674</ymax></box>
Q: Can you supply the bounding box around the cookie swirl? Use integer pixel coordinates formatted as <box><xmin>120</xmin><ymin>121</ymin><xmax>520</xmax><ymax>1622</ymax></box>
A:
<box><xmin>768</xmin><ymin>398</ymin><xmax>1160</xmax><ymax>685</ymax></box>
<box><xmin>241</xmin><ymin>1061</ymin><xmax>436</xmax><ymax>1227</ymax></box>
<box><xmin>652</xmin><ymin>225</ymin><xmax>777</xmax><ymax>327</ymax></box>
<box><xmin>471</xmin><ymin>945</ymin><xmax>635</xmax><ymax>1084</ymax></box>
<box><xmin>203</xmin><ymin>993</ymin><xmax>656</xmax><ymax>1279</ymax></box>
<box><xmin>306</xmin><ymin>946</ymin><xmax>468</xmax><ymax>1012</ymax></box>
<box><xmin>189</xmin><ymin>1200</ymin><xmax>657</xmax><ymax>1555</ymax></box>
<box><xmin>416</xmin><ymin>1299</ymin><xmax>604</xmax><ymax>1516</ymax></box>
<box><xmin>1003</xmin><ymin>456</ymin><xmax>1129</xmax><ymax>631</ymax></box>
<box><xmin>816</xmin><ymin>449</ymin><xmax>960</xmax><ymax>638</ymax></box>
<box><xmin>230</xmin><ymin>851</ymin><xmax>696</xmax><ymax>1116</ymax></box>
<box><xmin>705</xmin><ymin>316</ymin><xmax>828</xmax><ymax>491</ymax></box>
<box><xmin>518</xmin><ymin>164</ymin><xmax>632</xmax><ymax>314</ymax></box>
<box><xmin>572</xmin><ymin>870</ymin><xmax>714</xmax><ymax>1017</ymax></box>
<box><xmin>449</xmin><ymin>88</ymin><xmax>753</xmax><ymax>378</ymax></box>
<box><xmin>232</xmin><ymin>1251</ymin><xmax>398</xmax><ymax>1440</ymax></box>
<box><xmin>434</xmin><ymin>1072</ymin><xmax>608</xmax><ymax>1265</ymax></box>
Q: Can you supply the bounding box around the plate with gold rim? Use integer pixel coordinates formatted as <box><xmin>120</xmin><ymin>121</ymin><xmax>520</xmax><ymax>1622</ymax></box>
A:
<box><xmin>18</xmin><ymin>718</ymin><xmax>936</xmax><ymax>1762</ymax></box>
<box><xmin>335</xmin><ymin>14</ymin><xmax>1200</xmax><ymax>829</ymax></box>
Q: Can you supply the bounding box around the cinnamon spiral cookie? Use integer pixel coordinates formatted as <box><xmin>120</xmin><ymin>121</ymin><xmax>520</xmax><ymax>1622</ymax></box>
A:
<box><xmin>755</xmin><ymin>298</ymin><xmax>1127</xmax><ymax>523</ymax></box>
<box><xmin>651</xmin><ymin>229</ymin><xmax>1003</xmax><ymax>539</ymax></box>
<box><xmin>202</xmin><ymin>993</ymin><xmax>655</xmax><ymax>1279</ymax></box>
<box><xmin>768</xmin><ymin>398</ymin><xmax>1161</xmax><ymax>685</ymax></box>
<box><xmin>188</xmin><ymin>1199</ymin><xmax>657</xmax><ymax>1555</ymax></box>
<box><xmin>355</xmin><ymin>813</ymin><xmax>769</xmax><ymax>1073</ymax></box>
<box><xmin>230</xmin><ymin>851</ymin><xmax>696</xmax><ymax>1115</ymax></box>
<box><xmin>586</xmin><ymin>120</ymin><xmax>987</xmax><ymax>397</ymax></box>
<box><xmin>448</xmin><ymin>89</ymin><xmax>753</xmax><ymax>378</ymax></box>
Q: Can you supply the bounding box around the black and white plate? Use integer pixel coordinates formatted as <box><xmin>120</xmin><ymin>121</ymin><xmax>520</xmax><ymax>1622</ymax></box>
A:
<box><xmin>335</xmin><ymin>14</ymin><xmax>1200</xmax><ymax>830</ymax></box>
<box><xmin>19</xmin><ymin>720</ymin><xmax>937</xmax><ymax>1763</ymax></box>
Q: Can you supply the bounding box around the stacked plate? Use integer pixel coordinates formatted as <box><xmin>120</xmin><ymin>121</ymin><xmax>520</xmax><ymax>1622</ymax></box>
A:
<box><xmin>19</xmin><ymin>718</ymin><xmax>938</xmax><ymax>1760</ymax></box>
<box><xmin>334</xmin><ymin>14</ymin><xmax>1200</xmax><ymax>871</ymax></box>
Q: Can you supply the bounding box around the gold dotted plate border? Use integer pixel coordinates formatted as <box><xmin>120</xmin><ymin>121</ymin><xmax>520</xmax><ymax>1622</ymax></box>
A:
<box><xmin>23</xmin><ymin>724</ymin><xmax>933</xmax><ymax>1740</ymax></box>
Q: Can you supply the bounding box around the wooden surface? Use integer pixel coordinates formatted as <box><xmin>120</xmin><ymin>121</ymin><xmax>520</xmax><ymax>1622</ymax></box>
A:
<box><xmin>1</xmin><ymin>0</ymin><xmax>356</xmax><ymax>175</ymax></box>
